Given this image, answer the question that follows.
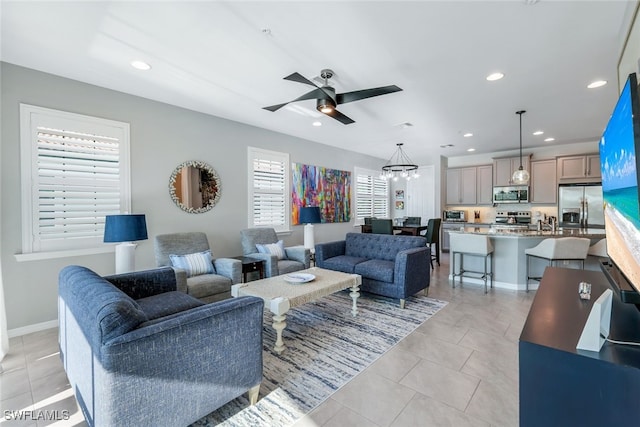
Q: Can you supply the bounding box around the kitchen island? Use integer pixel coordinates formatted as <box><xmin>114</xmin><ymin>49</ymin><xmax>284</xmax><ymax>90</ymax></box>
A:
<box><xmin>447</xmin><ymin>226</ymin><xmax>606</xmax><ymax>291</ymax></box>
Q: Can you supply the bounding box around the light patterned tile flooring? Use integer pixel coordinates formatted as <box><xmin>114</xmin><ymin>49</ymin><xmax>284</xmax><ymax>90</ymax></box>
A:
<box><xmin>1</xmin><ymin>253</ymin><xmax>534</xmax><ymax>426</ymax></box>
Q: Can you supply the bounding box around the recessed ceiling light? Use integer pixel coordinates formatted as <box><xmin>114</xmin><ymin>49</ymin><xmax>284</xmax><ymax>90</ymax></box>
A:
<box><xmin>544</xmin><ymin>137</ymin><xmax>555</xmax><ymax>142</ymax></box>
<box><xmin>463</xmin><ymin>133</ymin><xmax>473</xmax><ymax>138</ymax></box>
<box><xmin>467</xmin><ymin>148</ymin><xmax>476</xmax><ymax>152</ymax></box>
<box><xmin>312</xmin><ymin>121</ymin><xmax>322</xmax><ymax>127</ymax></box>
<box><xmin>587</xmin><ymin>80</ymin><xmax>607</xmax><ymax>89</ymax></box>
<box><xmin>131</xmin><ymin>60</ymin><xmax>151</xmax><ymax>71</ymax></box>
<box><xmin>486</xmin><ymin>72</ymin><xmax>504</xmax><ymax>81</ymax></box>
<box><xmin>533</xmin><ymin>131</ymin><xmax>544</xmax><ymax>136</ymax></box>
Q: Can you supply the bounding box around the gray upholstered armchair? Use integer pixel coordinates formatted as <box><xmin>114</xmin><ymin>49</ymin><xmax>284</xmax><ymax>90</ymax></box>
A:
<box><xmin>240</xmin><ymin>228</ymin><xmax>310</xmax><ymax>277</ymax></box>
<box><xmin>154</xmin><ymin>232</ymin><xmax>241</xmax><ymax>303</ymax></box>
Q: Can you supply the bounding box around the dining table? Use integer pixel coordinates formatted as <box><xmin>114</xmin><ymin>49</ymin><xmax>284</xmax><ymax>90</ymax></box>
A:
<box><xmin>360</xmin><ymin>224</ymin><xmax>428</xmax><ymax>236</ymax></box>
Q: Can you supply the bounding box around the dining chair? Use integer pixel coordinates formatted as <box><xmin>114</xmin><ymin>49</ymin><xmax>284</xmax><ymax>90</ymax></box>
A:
<box><xmin>371</xmin><ymin>219</ymin><xmax>393</xmax><ymax>234</ymax></box>
<box><xmin>422</xmin><ymin>218</ymin><xmax>441</xmax><ymax>267</ymax></box>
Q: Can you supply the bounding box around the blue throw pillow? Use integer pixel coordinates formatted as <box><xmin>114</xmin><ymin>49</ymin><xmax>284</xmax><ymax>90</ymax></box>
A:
<box><xmin>169</xmin><ymin>250</ymin><xmax>214</xmax><ymax>277</ymax></box>
<box><xmin>256</xmin><ymin>240</ymin><xmax>286</xmax><ymax>260</ymax></box>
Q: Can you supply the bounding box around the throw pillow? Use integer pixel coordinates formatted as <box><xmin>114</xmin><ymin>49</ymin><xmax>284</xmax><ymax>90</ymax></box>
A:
<box><xmin>256</xmin><ymin>240</ymin><xmax>286</xmax><ymax>260</ymax></box>
<box><xmin>169</xmin><ymin>250</ymin><xmax>214</xmax><ymax>277</ymax></box>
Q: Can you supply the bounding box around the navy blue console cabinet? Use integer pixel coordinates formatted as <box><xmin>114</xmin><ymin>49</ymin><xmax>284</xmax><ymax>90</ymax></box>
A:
<box><xmin>519</xmin><ymin>267</ymin><xmax>640</xmax><ymax>427</ymax></box>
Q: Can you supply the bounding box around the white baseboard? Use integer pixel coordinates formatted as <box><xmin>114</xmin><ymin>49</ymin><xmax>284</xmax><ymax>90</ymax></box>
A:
<box><xmin>8</xmin><ymin>319</ymin><xmax>58</xmax><ymax>338</ymax></box>
<box><xmin>448</xmin><ymin>274</ymin><xmax>539</xmax><ymax>291</ymax></box>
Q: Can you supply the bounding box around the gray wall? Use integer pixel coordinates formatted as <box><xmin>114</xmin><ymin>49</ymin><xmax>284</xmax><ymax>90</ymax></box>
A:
<box><xmin>0</xmin><ymin>62</ymin><xmax>388</xmax><ymax>331</ymax></box>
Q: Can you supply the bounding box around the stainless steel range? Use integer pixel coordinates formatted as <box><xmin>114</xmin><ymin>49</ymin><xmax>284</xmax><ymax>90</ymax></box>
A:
<box><xmin>494</xmin><ymin>211</ymin><xmax>531</xmax><ymax>229</ymax></box>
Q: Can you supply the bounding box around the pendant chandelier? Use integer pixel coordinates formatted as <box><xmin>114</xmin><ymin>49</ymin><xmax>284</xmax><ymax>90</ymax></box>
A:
<box><xmin>381</xmin><ymin>143</ymin><xmax>420</xmax><ymax>181</ymax></box>
<box><xmin>512</xmin><ymin>110</ymin><xmax>530</xmax><ymax>185</ymax></box>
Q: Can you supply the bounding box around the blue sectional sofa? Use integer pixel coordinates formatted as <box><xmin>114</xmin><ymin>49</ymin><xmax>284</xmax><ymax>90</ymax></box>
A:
<box><xmin>58</xmin><ymin>265</ymin><xmax>264</xmax><ymax>427</ymax></box>
<box><xmin>315</xmin><ymin>232</ymin><xmax>430</xmax><ymax>308</ymax></box>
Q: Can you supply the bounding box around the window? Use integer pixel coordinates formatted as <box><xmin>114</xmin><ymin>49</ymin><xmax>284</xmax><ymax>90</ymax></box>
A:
<box><xmin>20</xmin><ymin>104</ymin><xmax>130</xmax><ymax>254</ymax></box>
<box><xmin>248</xmin><ymin>147</ymin><xmax>290</xmax><ymax>232</ymax></box>
<box><xmin>354</xmin><ymin>167</ymin><xmax>390</xmax><ymax>221</ymax></box>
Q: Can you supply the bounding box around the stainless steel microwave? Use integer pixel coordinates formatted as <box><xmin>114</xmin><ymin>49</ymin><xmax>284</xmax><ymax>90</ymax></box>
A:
<box><xmin>443</xmin><ymin>210</ymin><xmax>467</xmax><ymax>222</ymax></box>
<box><xmin>493</xmin><ymin>186</ymin><xmax>529</xmax><ymax>203</ymax></box>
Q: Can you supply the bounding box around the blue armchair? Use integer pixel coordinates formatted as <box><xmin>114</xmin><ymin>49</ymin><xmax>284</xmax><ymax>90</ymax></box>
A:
<box><xmin>58</xmin><ymin>265</ymin><xmax>264</xmax><ymax>427</ymax></box>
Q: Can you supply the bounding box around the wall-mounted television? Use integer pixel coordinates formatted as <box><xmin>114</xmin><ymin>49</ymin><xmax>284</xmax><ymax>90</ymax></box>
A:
<box><xmin>599</xmin><ymin>72</ymin><xmax>640</xmax><ymax>305</ymax></box>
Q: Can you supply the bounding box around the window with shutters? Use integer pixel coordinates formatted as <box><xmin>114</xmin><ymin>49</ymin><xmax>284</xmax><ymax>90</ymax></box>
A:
<box><xmin>19</xmin><ymin>104</ymin><xmax>131</xmax><ymax>255</ymax></box>
<box><xmin>354</xmin><ymin>167</ymin><xmax>389</xmax><ymax>221</ymax></box>
<box><xmin>248</xmin><ymin>147</ymin><xmax>290</xmax><ymax>232</ymax></box>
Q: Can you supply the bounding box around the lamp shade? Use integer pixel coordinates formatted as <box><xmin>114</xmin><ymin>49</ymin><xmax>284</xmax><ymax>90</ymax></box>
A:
<box><xmin>104</xmin><ymin>214</ymin><xmax>148</xmax><ymax>243</ymax></box>
<box><xmin>299</xmin><ymin>207</ymin><xmax>321</xmax><ymax>224</ymax></box>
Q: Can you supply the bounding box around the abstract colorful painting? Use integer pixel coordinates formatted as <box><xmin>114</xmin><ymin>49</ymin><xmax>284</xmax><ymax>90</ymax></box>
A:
<box><xmin>292</xmin><ymin>163</ymin><xmax>351</xmax><ymax>224</ymax></box>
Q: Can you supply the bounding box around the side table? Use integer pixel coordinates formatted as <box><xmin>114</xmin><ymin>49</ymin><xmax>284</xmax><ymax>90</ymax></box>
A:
<box><xmin>233</xmin><ymin>256</ymin><xmax>265</xmax><ymax>283</ymax></box>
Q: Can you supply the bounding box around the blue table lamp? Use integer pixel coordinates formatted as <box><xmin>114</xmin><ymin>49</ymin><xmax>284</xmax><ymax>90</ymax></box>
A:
<box><xmin>104</xmin><ymin>214</ymin><xmax>148</xmax><ymax>274</ymax></box>
<box><xmin>299</xmin><ymin>207</ymin><xmax>321</xmax><ymax>253</ymax></box>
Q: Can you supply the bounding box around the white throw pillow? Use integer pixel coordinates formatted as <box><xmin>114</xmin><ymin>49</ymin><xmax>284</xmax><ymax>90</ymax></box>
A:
<box><xmin>256</xmin><ymin>240</ymin><xmax>286</xmax><ymax>260</ymax></box>
<box><xmin>169</xmin><ymin>250</ymin><xmax>214</xmax><ymax>277</ymax></box>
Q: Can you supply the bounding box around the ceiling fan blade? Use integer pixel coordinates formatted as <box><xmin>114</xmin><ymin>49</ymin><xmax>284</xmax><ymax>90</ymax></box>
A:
<box><xmin>263</xmin><ymin>88</ymin><xmax>329</xmax><ymax>112</ymax></box>
<box><xmin>263</xmin><ymin>102</ymin><xmax>289</xmax><ymax>112</ymax></box>
<box><xmin>324</xmin><ymin>108</ymin><xmax>355</xmax><ymax>125</ymax></box>
<box><xmin>337</xmin><ymin>85</ymin><xmax>403</xmax><ymax>105</ymax></box>
<box><xmin>283</xmin><ymin>72</ymin><xmax>318</xmax><ymax>87</ymax></box>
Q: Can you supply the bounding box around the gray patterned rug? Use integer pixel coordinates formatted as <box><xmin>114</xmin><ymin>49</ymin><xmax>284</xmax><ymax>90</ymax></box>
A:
<box><xmin>193</xmin><ymin>291</ymin><xmax>447</xmax><ymax>427</ymax></box>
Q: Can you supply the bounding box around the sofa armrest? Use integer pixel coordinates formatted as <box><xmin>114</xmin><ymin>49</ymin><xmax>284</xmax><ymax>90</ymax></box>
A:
<box><xmin>174</xmin><ymin>269</ymin><xmax>188</xmax><ymax>293</ymax></box>
<box><xmin>104</xmin><ymin>267</ymin><xmax>180</xmax><ymax>299</ymax></box>
<box><xmin>213</xmin><ymin>258</ymin><xmax>242</xmax><ymax>284</ymax></box>
<box><xmin>315</xmin><ymin>240</ymin><xmax>346</xmax><ymax>266</ymax></box>
<box><xmin>284</xmin><ymin>245</ymin><xmax>310</xmax><ymax>267</ymax></box>
<box><xmin>244</xmin><ymin>252</ymin><xmax>278</xmax><ymax>277</ymax></box>
<box><xmin>394</xmin><ymin>247</ymin><xmax>431</xmax><ymax>296</ymax></box>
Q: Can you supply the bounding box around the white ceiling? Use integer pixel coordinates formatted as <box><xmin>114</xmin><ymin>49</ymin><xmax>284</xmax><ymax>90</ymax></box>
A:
<box><xmin>0</xmin><ymin>1</ymin><xmax>635</xmax><ymax>164</ymax></box>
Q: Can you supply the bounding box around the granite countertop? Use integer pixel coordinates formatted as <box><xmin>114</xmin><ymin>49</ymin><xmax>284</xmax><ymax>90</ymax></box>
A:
<box><xmin>448</xmin><ymin>226</ymin><xmax>606</xmax><ymax>238</ymax></box>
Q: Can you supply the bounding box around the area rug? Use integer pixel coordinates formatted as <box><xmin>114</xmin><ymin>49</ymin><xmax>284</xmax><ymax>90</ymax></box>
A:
<box><xmin>192</xmin><ymin>291</ymin><xmax>447</xmax><ymax>427</ymax></box>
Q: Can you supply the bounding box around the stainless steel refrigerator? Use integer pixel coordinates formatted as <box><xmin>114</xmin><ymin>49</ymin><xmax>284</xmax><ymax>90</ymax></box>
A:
<box><xmin>558</xmin><ymin>183</ymin><xmax>604</xmax><ymax>228</ymax></box>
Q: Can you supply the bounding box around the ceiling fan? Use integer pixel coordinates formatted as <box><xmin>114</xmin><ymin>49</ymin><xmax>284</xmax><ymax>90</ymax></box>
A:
<box><xmin>263</xmin><ymin>69</ymin><xmax>402</xmax><ymax>125</ymax></box>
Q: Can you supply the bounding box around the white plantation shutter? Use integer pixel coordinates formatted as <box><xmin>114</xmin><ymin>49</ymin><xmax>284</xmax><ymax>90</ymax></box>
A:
<box><xmin>248</xmin><ymin>147</ymin><xmax>290</xmax><ymax>232</ymax></box>
<box><xmin>20</xmin><ymin>105</ymin><xmax>130</xmax><ymax>253</ymax></box>
<box><xmin>355</xmin><ymin>167</ymin><xmax>389</xmax><ymax>219</ymax></box>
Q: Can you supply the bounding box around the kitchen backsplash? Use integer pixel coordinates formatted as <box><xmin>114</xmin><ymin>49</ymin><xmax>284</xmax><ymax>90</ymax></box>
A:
<box><xmin>445</xmin><ymin>205</ymin><xmax>558</xmax><ymax>223</ymax></box>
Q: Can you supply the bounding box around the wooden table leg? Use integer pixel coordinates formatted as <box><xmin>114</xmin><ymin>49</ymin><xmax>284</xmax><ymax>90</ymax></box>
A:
<box><xmin>269</xmin><ymin>297</ymin><xmax>291</xmax><ymax>354</ymax></box>
<box><xmin>350</xmin><ymin>284</ymin><xmax>360</xmax><ymax>317</ymax></box>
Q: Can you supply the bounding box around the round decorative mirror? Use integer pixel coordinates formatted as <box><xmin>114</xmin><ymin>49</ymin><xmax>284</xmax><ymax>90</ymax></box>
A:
<box><xmin>169</xmin><ymin>160</ymin><xmax>221</xmax><ymax>213</ymax></box>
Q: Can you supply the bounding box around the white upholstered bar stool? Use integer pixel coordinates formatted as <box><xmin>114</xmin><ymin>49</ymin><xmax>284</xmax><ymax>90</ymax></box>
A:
<box><xmin>525</xmin><ymin>237</ymin><xmax>591</xmax><ymax>291</ymax></box>
<box><xmin>450</xmin><ymin>233</ymin><xmax>494</xmax><ymax>294</ymax></box>
<box><xmin>587</xmin><ymin>238</ymin><xmax>608</xmax><ymax>259</ymax></box>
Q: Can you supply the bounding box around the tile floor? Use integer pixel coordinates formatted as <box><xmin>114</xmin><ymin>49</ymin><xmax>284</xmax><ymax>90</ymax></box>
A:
<box><xmin>0</xmin><ymin>253</ymin><xmax>534</xmax><ymax>426</ymax></box>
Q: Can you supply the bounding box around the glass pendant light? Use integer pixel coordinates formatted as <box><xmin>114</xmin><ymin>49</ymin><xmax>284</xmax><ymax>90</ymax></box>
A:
<box><xmin>512</xmin><ymin>110</ymin><xmax>530</xmax><ymax>185</ymax></box>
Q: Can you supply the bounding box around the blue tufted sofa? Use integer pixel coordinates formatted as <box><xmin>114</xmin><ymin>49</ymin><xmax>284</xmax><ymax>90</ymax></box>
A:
<box><xmin>58</xmin><ymin>265</ymin><xmax>264</xmax><ymax>427</ymax></box>
<box><xmin>315</xmin><ymin>233</ymin><xmax>430</xmax><ymax>308</ymax></box>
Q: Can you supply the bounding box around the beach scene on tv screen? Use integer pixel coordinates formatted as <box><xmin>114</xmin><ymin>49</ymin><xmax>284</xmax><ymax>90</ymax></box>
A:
<box><xmin>600</xmin><ymin>80</ymin><xmax>640</xmax><ymax>288</ymax></box>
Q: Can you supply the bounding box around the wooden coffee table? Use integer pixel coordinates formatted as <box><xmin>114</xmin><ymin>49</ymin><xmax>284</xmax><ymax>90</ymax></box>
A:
<box><xmin>231</xmin><ymin>267</ymin><xmax>361</xmax><ymax>354</ymax></box>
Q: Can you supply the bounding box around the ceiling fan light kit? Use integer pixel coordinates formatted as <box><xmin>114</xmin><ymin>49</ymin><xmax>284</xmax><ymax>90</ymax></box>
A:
<box><xmin>380</xmin><ymin>143</ymin><xmax>419</xmax><ymax>181</ymax></box>
<box><xmin>512</xmin><ymin>110</ymin><xmax>530</xmax><ymax>185</ymax></box>
<box><xmin>264</xmin><ymin>68</ymin><xmax>402</xmax><ymax>125</ymax></box>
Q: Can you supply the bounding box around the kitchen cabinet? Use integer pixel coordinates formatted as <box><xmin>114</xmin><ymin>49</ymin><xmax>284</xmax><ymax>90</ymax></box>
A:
<box><xmin>530</xmin><ymin>159</ymin><xmax>557</xmax><ymax>204</ymax></box>
<box><xmin>446</xmin><ymin>165</ymin><xmax>492</xmax><ymax>206</ymax></box>
<box><xmin>441</xmin><ymin>222</ymin><xmax>462</xmax><ymax>252</ymax></box>
<box><xmin>493</xmin><ymin>155</ymin><xmax>531</xmax><ymax>186</ymax></box>
<box><xmin>557</xmin><ymin>154</ymin><xmax>601</xmax><ymax>183</ymax></box>
<box><xmin>476</xmin><ymin>165</ymin><xmax>494</xmax><ymax>205</ymax></box>
<box><xmin>446</xmin><ymin>167</ymin><xmax>477</xmax><ymax>205</ymax></box>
